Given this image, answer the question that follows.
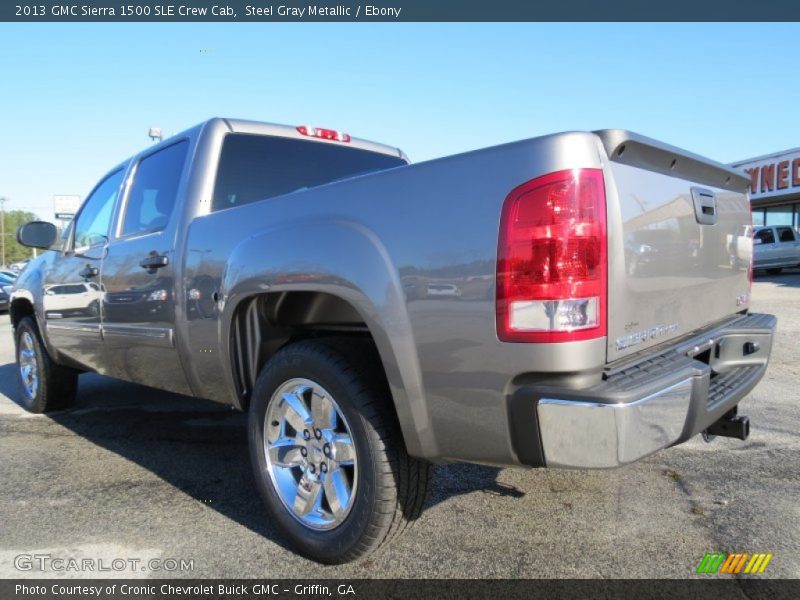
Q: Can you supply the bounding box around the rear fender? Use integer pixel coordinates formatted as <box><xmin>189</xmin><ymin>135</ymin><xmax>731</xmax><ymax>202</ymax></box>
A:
<box><xmin>220</xmin><ymin>217</ymin><xmax>436</xmax><ymax>459</ymax></box>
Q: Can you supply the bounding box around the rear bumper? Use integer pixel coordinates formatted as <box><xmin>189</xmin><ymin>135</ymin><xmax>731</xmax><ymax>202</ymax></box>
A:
<box><xmin>517</xmin><ymin>313</ymin><xmax>776</xmax><ymax>469</ymax></box>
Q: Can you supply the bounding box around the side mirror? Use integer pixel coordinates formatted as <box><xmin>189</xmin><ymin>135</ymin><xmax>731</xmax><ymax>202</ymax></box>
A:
<box><xmin>17</xmin><ymin>221</ymin><xmax>57</xmax><ymax>249</ymax></box>
<box><xmin>753</xmin><ymin>238</ymin><xmax>763</xmax><ymax>245</ymax></box>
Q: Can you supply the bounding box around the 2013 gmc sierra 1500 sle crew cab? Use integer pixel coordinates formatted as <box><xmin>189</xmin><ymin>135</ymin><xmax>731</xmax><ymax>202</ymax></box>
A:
<box><xmin>11</xmin><ymin>119</ymin><xmax>776</xmax><ymax>563</ymax></box>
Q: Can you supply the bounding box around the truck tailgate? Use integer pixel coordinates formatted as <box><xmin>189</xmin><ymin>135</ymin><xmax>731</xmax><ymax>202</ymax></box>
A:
<box><xmin>597</xmin><ymin>131</ymin><xmax>753</xmax><ymax>363</ymax></box>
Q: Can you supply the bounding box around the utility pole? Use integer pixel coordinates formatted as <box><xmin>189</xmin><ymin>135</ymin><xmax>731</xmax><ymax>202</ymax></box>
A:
<box><xmin>0</xmin><ymin>197</ymin><xmax>6</xmax><ymax>267</ymax></box>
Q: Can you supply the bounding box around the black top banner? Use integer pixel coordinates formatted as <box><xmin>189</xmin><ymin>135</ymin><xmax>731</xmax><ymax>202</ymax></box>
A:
<box><xmin>3</xmin><ymin>0</ymin><xmax>800</xmax><ymax>22</ymax></box>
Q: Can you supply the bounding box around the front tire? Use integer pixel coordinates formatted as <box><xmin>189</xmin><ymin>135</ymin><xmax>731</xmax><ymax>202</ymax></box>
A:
<box><xmin>14</xmin><ymin>316</ymin><xmax>78</xmax><ymax>413</ymax></box>
<box><xmin>248</xmin><ymin>338</ymin><xmax>430</xmax><ymax>564</ymax></box>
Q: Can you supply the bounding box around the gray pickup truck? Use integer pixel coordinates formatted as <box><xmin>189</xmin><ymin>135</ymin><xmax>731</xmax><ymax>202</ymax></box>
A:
<box><xmin>12</xmin><ymin>119</ymin><xmax>776</xmax><ymax>563</ymax></box>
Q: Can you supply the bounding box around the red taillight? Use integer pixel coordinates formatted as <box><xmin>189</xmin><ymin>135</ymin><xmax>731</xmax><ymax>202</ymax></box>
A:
<box><xmin>296</xmin><ymin>125</ymin><xmax>351</xmax><ymax>143</ymax></box>
<box><xmin>496</xmin><ymin>168</ymin><xmax>607</xmax><ymax>343</ymax></box>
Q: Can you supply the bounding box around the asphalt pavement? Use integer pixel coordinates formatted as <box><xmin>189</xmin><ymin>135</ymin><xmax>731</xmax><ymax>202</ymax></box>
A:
<box><xmin>1</xmin><ymin>272</ymin><xmax>798</xmax><ymax>579</ymax></box>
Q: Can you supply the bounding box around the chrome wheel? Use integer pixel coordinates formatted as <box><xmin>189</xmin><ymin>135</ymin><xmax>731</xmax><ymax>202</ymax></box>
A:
<box><xmin>264</xmin><ymin>378</ymin><xmax>358</xmax><ymax>530</ymax></box>
<box><xmin>18</xmin><ymin>331</ymin><xmax>39</xmax><ymax>400</ymax></box>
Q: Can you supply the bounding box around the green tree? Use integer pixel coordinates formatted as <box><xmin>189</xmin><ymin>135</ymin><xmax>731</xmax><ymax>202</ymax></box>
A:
<box><xmin>2</xmin><ymin>209</ymin><xmax>41</xmax><ymax>265</ymax></box>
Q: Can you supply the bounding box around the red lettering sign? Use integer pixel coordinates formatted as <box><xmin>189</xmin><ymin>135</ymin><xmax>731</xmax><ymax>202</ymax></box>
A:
<box><xmin>760</xmin><ymin>163</ymin><xmax>775</xmax><ymax>193</ymax></box>
<box><xmin>793</xmin><ymin>158</ymin><xmax>800</xmax><ymax>187</ymax></box>
<box><xmin>777</xmin><ymin>160</ymin><xmax>790</xmax><ymax>189</ymax></box>
<box><xmin>745</xmin><ymin>167</ymin><xmax>759</xmax><ymax>194</ymax></box>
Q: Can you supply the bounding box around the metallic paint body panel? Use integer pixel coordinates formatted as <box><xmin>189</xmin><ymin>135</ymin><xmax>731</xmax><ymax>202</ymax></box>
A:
<box><xmin>605</xmin><ymin>162</ymin><xmax>752</xmax><ymax>362</ymax></box>
<box><xmin>178</xmin><ymin>125</ymin><xmax>607</xmax><ymax>464</ymax></box>
<box><xmin>39</xmin><ymin>247</ymin><xmax>105</xmax><ymax>372</ymax></box>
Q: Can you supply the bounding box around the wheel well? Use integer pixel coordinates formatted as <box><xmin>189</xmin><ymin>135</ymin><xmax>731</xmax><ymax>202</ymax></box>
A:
<box><xmin>9</xmin><ymin>298</ymin><xmax>34</xmax><ymax>329</ymax></box>
<box><xmin>230</xmin><ymin>291</ymin><xmax>381</xmax><ymax>407</ymax></box>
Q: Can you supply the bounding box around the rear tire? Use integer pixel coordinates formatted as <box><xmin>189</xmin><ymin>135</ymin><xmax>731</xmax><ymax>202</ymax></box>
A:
<box><xmin>14</xmin><ymin>316</ymin><xmax>78</xmax><ymax>413</ymax></box>
<box><xmin>248</xmin><ymin>338</ymin><xmax>430</xmax><ymax>564</ymax></box>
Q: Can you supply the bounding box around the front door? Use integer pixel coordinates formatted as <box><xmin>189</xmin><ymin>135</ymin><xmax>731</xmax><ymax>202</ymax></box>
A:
<box><xmin>99</xmin><ymin>140</ymin><xmax>192</xmax><ymax>395</ymax></box>
<box><xmin>754</xmin><ymin>227</ymin><xmax>778</xmax><ymax>267</ymax></box>
<box><xmin>42</xmin><ymin>168</ymin><xmax>125</xmax><ymax>371</ymax></box>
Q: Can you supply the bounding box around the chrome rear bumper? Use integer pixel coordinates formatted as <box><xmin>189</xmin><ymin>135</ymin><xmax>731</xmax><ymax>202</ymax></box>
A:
<box><xmin>534</xmin><ymin>313</ymin><xmax>776</xmax><ymax>468</ymax></box>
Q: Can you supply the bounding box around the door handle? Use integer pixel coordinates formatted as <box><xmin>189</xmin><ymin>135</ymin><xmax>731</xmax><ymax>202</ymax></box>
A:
<box><xmin>140</xmin><ymin>254</ymin><xmax>169</xmax><ymax>273</ymax></box>
<box><xmin>79</xmin><ymin>265</ymin><xmax>99</xmax><ymax>279</ymax></box>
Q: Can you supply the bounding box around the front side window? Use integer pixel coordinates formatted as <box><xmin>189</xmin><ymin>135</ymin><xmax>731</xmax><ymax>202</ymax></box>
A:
<box><xmin>73</xmin><ymin>169</ymin><xmax>125</xmax><ymax>250</ymax></box>
<box><xmin>212</xmin><ymin>134</ymin><xmax>406</xmax><ymax>212</ymax></box>
<box><xmin>755</xmin><ymin>228</ymin><xmax>775</xmax><ymax>244</ymax></box>
<box><xmin>122</xmin><ymin>141</ymin><xmax>188</xmax><ymax>236</ymax></box>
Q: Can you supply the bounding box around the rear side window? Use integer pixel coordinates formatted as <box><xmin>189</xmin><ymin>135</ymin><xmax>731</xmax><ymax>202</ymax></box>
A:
<box><xmin>776</xmin><ymin>227</ymin><xmax>796</xmax><ymax>242</ymax></box>
<box><xmin>212</xmin><ymin>134</ymin><xmax>406</xmax><ymax>212</ymax></box>
<box><xmin>122</xmin><ymin>141</ymin><xmax>189</xmax><ymax>236</ymax></box>
<box><xmin>755</xmin><ymin>228</ymin><xmax>775</xmax><ymax>244</ymax></box>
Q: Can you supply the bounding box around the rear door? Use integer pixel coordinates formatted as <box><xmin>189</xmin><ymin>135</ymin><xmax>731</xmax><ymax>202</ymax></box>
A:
<box><xmin>99</xmin><ymin>140</ymin><xmax>192</xmax><ymax>395</ymax></box>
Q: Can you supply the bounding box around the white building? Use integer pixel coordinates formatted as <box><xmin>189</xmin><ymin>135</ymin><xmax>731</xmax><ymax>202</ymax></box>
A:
<box><xmin>731</xmin><ymin>148</ymin><xmax>800</xmax><ymax>228</ymax></box>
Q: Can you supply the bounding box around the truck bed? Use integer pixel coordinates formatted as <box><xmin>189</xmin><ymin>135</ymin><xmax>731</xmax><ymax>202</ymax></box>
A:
<box><xmin>180</xmin><ymin>124</ymin><xmax>754</xmax><ymax>466</ymax></box>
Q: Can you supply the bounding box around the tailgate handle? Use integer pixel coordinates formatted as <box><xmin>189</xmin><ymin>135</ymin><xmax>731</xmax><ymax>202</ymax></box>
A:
<box><xmin>691</xmin><ymin>187</ymin><xmax>717</xmax><ymax>226</ymax></box>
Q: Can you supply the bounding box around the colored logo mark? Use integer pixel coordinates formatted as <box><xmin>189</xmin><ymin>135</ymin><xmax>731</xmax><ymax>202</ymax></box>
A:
<box><xmin>696</xmin><ymin>552</ymin><xmax>773</xmax><ymax>574</ymax></box>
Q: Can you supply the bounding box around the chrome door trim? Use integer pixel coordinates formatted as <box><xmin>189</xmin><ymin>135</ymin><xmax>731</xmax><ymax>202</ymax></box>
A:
<box><xmin>46</xmin><ymin>322</ymin><xmax>101</xmax><ymax>334</ymax></box>
<box><xmin>101</xmin><ymin>324</ymin><xmax>175</xmax><ymax>348</ymax></box>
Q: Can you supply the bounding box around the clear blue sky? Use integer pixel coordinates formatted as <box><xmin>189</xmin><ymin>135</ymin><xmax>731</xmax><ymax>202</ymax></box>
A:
<box><xmin>1</xmin><ymin>22</ymin><xmax>798</xmax><ymax>222</ymax></box>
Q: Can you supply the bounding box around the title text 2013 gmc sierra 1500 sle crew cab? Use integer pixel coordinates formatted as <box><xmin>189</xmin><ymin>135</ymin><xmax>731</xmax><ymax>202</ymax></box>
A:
<box><xmin>12</xmin><ymin>119</ymin><xmax>776</xmax><ymax>563</ymax></box>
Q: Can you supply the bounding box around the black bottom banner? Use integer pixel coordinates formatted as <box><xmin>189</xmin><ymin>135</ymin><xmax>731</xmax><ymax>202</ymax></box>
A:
<box><xmin>2</xmin><ymin>579</ymin><xmax>799</xmax><ymax>600</ymax></box>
